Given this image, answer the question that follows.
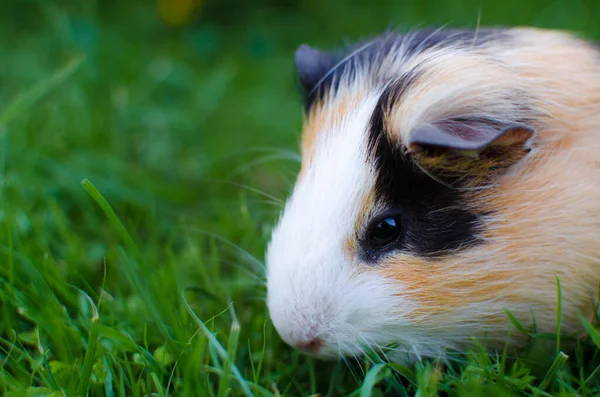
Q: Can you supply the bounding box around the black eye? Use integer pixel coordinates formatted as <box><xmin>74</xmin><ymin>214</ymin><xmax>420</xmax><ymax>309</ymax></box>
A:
<box><xmin>369</xmin><ymin>215</ymin><xmax>402</xmax><ymax>249</ymax></box>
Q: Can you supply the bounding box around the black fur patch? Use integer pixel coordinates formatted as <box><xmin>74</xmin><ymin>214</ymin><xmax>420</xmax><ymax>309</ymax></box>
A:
<box><xmin>360</xmin><ymin>84</ymin><xmax>482</xmax><ymax>261</ymax></box>
<box><xmin>300</xmin><ymin>28</ymin><xmax>507</xmax><ymax>109</ymax></box>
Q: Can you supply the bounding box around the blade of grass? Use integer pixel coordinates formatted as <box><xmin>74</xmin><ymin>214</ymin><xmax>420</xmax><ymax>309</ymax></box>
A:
<box><xmin>78</xmin><ymin>322</ymin><xmax>101</xmax><ymax>396</ymax></box>
<box><xmin>218</xmin><ymin>304</ymin><xmax>241</xmax><ymax>397</ymax></box>
<box><xmin>80</xmin><ymin>178</ymin><xmax>141</xmax><ymax>259</ymax></box>
<box><xmin>104</xmin><ymin>355</ymin><xmax>115</xmax><ymax>397</ymax></box>
<box><xmin>2</xmin><ymin>210</ymin><xmax>15</xmax><ymax>334</ymax></box>
<box><xmin>538</xmin><ymin>351</ymin><xmax>568</xmax><ymax>391</ymax></box>
<box><xmin>200</xmin><ymin>366</ymin><xmax>275</xmax><ymax>396</ymax></box>
<box><xmin>388</xmin><ymin>363</ymin><xmax>416</xmax><ymax>387</ymax></box>
<box><xmin>182</xmin><ymin>294</ymin><xmax>253</xmax><ymax>397</ymax></box>
<box><xmin>36</xmin><ymin>328</ymin><xmax>59</xmax><ymax>390</ymax></box>
<box><xmin>556</xmin><ymin>275</ymin><xmax>563</xmax><ymax>355</ymax></box>
<box><xmin>0</xmin><ymin>55</ymin><xmax>85</xmax><ymax>128</ymax></box>
<box><xmin>77</xmin><ymin>287</ymin><xmax>101</xmax><ymax>396</ymax></box>
<box><xmin>81</xmin><ymin>178</ymin><xmax>174</xmax><ymax>346</ymax></box>
<box><xmin>584</xmin><ymin>363</ymin><xmax>600</xmax><ymax>387</ymax></box>
<box><xmin>504</xmin><ymin>309</ymin><xmax>529</xmax><ymax>335</ymax></box>
<box><xmin>579</xmin><ymin>312</ymin><xmax>600</xmax><ymax>349</ymax></box>
<box><xmin>256</xmin><ymin>321</ymin><xmax>268</xmax><ymax>385</ymax></box>
<box><xmin>358</xmin><ymin>363</ymin><xmax>388</xmax><ymax>397</ymax></box>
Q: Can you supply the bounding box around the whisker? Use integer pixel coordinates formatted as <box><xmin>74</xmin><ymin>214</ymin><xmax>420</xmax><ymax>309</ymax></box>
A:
<box><xmin>349</xmin><ymin>342</ymin><xmax>366</xmax><ymax>377</ymax></box>
<box><xmin>341</xmin><ymin>355</ymin><xmax>362</xmax><ymax>384</ymax></box>
<box><xmin>471</xmin><ymin>9</ymin><xmax>483</xmax><ymax>50</ymax></box>
<box><xmin>183</xmin><ymin>226</ymin><xmax>266</xmax><ymax>273</ymax></box>
<box><xmin>227</xmin><ymin>152</ymin><xmax>302</xmax><ymax>179</ymax></box>
<box><xmin>199</xmin><ymin>178</ymin><xmax>285</xmax><ymax>206</ymax></box>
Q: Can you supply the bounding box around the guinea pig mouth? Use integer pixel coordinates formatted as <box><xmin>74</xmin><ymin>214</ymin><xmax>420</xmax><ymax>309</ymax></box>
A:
<box><xmin>288</xmin><ymin>333</ymin><xmax>377</xmax><ymax>361</ymax></box>
<box><xmin>295</xmin><ymin>341</ymin><xmax>339</xmax><ymax>360</ymax></box>
<box><xmin>280</xmin><ymin>332</ymin><xmax>339</xmax><ymax>359</ymax></box>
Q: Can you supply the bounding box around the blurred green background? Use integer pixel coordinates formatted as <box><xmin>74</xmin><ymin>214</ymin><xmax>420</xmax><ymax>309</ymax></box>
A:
<box><xmin>2</xmin><ymin>0</ymin><xmax>599</xmax><ymax>230</ymax></box>
<box><xmin>1</xmin><ymin>0</ymin><xmax>599</xmax><ymax>395</ymax></box>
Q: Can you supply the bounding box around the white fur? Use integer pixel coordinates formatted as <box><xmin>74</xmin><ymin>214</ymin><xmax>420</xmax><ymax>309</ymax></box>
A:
<box><xmin>266</xmin><ymin>92</ymin><xmax>418</xmax><ymax>359</ymax></box>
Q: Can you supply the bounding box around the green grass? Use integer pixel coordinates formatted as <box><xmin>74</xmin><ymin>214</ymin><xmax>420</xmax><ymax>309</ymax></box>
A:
<box><xmin>1</xmin><ymin>0</ymin><xmax>600</xmax><ymax>395</ymax></box>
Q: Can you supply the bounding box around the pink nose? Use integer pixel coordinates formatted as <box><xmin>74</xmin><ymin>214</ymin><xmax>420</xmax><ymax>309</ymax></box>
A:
<box><xmin>295</xmin><ymin>337</ymin><xmax>322</xmax><ymax>353</ymax></box>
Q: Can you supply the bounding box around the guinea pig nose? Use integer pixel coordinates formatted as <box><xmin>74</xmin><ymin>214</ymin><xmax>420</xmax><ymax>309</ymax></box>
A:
<box><xmin>295</xmin><ymin>337</ymin><xmax>322</xmax><ymax>353</ymax></box>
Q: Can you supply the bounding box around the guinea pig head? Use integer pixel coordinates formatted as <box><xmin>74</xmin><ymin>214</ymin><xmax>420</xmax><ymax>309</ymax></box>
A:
<box><xmin>266</xmin><ymin>28</ymin><xmax>600</xmax><ymax>362</ymax></box>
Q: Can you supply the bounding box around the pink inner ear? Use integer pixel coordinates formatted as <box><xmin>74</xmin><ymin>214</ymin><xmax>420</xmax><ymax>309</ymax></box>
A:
<box><xmin>491</xmin><ymin>126</ymin><xmax>535</xmax><ymax>147</ymax></box>
<box><xmin>408</xmin><ymin>123</ymin><xmax>534</xmax><ymax>154</ymax></box>
<box><xmin>408</xmin><ymin>124</ymin><xmax>495</xmax><ymax>152</ymax></box>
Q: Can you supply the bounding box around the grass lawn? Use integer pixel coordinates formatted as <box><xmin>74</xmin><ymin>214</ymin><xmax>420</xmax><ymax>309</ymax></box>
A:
<box><xmin>1</xmin><ymin>0</ymin><xmax>600</xmax><ymax>395</ymax></box>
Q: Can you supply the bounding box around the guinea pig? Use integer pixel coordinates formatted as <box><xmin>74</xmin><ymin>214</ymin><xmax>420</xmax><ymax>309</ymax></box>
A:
<box><xmin>265</xmin><ymin>27</ymin><xmax>600</xmax><ymax>363</ymax></box>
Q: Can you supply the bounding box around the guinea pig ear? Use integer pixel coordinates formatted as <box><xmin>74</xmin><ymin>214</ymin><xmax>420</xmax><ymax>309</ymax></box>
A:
<box><xmin>407</xmin><ymin>123</ymin><xmax>535</xmax><ymax>185</ymax></box>
<box><xmin>294</xmin><ymin>44</ymin><xmax>339</xmax><ymax>94</ymax></box>
<box><xmin>408</xmin><ymin>123</ymin><xmax>535</xmax><ymax>157</ymax></box>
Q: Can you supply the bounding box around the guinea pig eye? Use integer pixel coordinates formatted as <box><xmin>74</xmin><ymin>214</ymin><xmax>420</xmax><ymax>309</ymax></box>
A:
<box><xmin>368</xmin><ymin>215</ymin><xmax>402</xmax><ymax>249</ymax></box>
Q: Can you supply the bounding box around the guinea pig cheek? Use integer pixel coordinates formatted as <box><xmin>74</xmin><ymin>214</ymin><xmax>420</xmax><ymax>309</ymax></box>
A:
<box><xmin>377</xmin><ymin>254</ymin><xmax>485</xmax><ymax>322</ymax></box>
<box><xmin>342</xmin><ymin>268</ymin><xmax>416</xmax><ymax>339</ymax></box>
<box><xmin>375</xmin><ymin>255</ymin><xmax>446</xmax><ymax>318</ymax></box>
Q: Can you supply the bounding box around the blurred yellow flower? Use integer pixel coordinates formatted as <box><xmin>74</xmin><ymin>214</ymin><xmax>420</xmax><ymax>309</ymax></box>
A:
<box><xmin>158</xmin><ymin>0</ymin><xmax>203</xmax><ymax>26</ymax></box>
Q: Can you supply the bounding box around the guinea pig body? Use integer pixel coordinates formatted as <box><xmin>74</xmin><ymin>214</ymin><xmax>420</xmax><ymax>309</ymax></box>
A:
<box><xmin>265</xmin><ymin>27</ymin><xmax>600</xmax><ymax>363</ymax></box>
